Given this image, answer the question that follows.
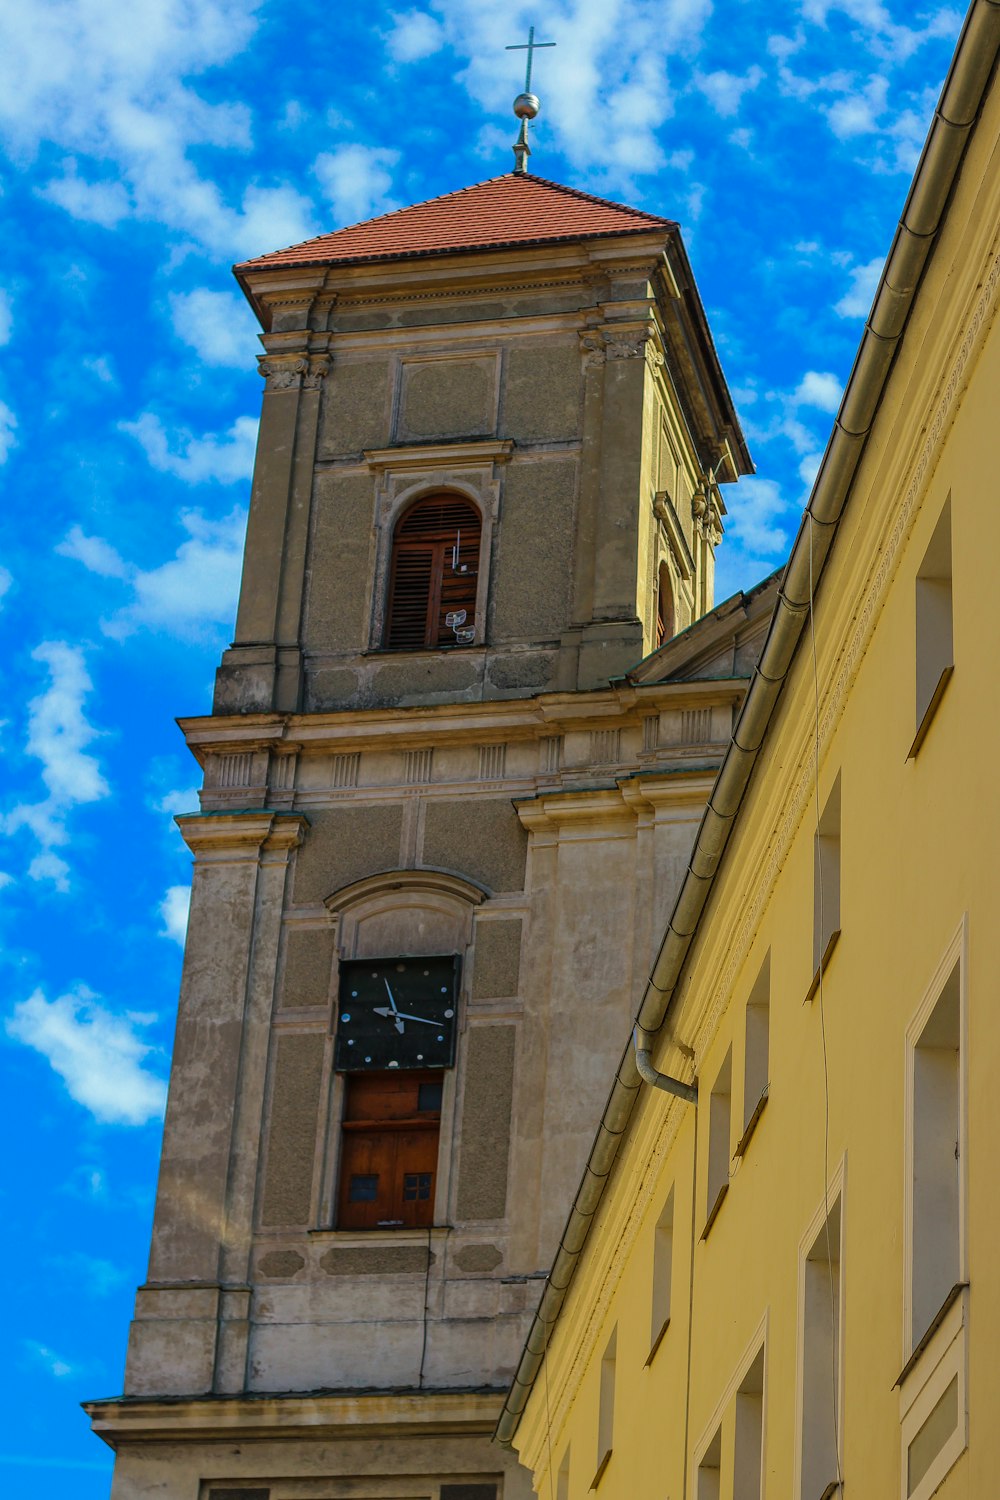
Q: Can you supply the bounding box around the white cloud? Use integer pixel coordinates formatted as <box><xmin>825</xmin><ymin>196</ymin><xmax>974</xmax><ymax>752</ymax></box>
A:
<box><xmin>417</xmin><ymin>0</ymin><xmax>713</xmax><ymax>192</ymax></box>
<box><xmin>696</xmin><ymin>66</ymin><xmax>763</xmax><ymax>118</ymax></box>
<box><xmin>159</xmin><ymin>884</ymin><xmax>191</xmax><ymax>946</ymax></box>
<box><xmin>24</xmin><ymin>1340</ymin><xmax>75</xmax><ymax>1379</ymax></box>
<box><xmin>56</xmin><ymin>525</ymin><xmax>130</xmax><ymax>580</ymax></box>
<box><xmin>727</xmin><ymin>476</ymin><xmax>789</xmax><ymax>556</ymax></box>
<box><xmin>314</xmin><ymin>144</ymin><xmax>401</xmax><ymax>226</ymax></box>
<box><xmin>799</xmin><ymin>451</ymin><xmax>824</xmax><ymax>488</ymax></box>
<box><xmin>825</xmin><ymin>74</ymin><xmax>888</xmax><ymax>140</ymax></box>
<box><xmin>0</xmin><ymin>0</ymin><xmax>316</xmax><ymax>257</ymax></box>
<box><xmin>40</xmin><ymin>160</ymin><xmax>132</xmax><ymax>226</ymax></box>
<box><xmin>0</xmin><ymin>870</ymin><xmax>15</xmax><ymax>890</ymax></box>
<box><xmin>124</xmin><ymin>509</ymin><xmax>246</xmax><ymax>636</ymax></box>
<box><xmin>121</xmin><ymin>411</ymin><xmax>257</xmax><ymax>485</ymax></box>
<box><xmin>28</xmin><ymin>851</ymin><xmax>71</xmax><ymax>893</ymax></box>
<box><xmin>58</xmin><ymin>509</ymin><xmax>247</xmax><ymax>640</ymax></box>
<box><xmin>169</xmin><ymin>287</ymin><xmax>258</xmax><ymax>368</ymax></box>
<box><xmin>2</xmin><ymin>643</ymin><xmax>109</xmax><ymax>883</ymax></box>
<box><xmin>0</xmin><ymin>399</ymin><xmax>17</xmax><ymax>464</ymax></box>
<box><xmin>0</xmin><ymin>288</ymin><xmax>13</xmax><ymax>345</ymax></box>
<box><xmin>386</xmin><ymin>10</ymin><xmax>446</xmax><ymax>62</ymax></box>
<box><xmin>6</xmin><ymin>986</ymin><xmax>167</xmax><ymax>1126</ymax></box>
<box><xmin>793</xmin><ymin>370</ymin><xmax>842</xmax><ymax>413</ymax></box>
<box><xmin>835</xmin><ymin>256</ymin><xmax>883</xmax><ymax>319</ymax></box>
<box><xmin>155</xmin><ymin>787</ymin><xmax>200</xmax><ymax>816</ymax></box>
<box><xmin>0</xmin><ymin>564</ymin><xmax>11</xmax><ymax>606</ymax></box>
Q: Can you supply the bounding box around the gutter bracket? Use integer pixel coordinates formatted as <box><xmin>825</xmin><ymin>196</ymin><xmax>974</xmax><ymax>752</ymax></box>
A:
<box><xmin>633</xmin><ymin>1028</ymin><xmax>698</xmax><ymax>1103</ymax></box>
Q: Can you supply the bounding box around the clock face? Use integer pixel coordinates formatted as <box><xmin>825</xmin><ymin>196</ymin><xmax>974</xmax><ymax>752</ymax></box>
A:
<box><xmin>334</xmin><ymin>954</ymin><xmax>460</xmax><ymax>1073</ymax></box>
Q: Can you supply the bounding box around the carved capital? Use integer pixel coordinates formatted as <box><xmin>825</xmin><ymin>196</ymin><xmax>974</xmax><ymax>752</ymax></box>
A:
<box><xmin>303</xmin><ymin>354</ymin><xmax>331</xmax><ymax>389</ymax></box>
<box><xmin>604</xmin><ymin>329</ymin><xmax>652</xmax><ymax>361</ymax></box>
<box><xmin>257</xmin><ymin>355</ymin><xmax>308</xmax><ymax>391</ymax></box>
<box><xmin>578</xmin><ymin>331</ymin><xmax>606</xmax><ymax>370</ymax></box>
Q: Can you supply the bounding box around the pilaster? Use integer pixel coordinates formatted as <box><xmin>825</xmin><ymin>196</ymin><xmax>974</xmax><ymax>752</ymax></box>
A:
<box><xmin>216</xmin><ymin>288</ymin><xmax>330</xmax><ymax>713</ymax></box>
<box><xmin>125</xmin><ymin>811</ymin><xmax>306</xmax><ymax>1397</ymax></box>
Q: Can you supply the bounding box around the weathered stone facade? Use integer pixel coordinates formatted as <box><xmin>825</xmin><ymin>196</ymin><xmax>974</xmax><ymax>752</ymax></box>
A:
<box><xmin>88</xmin><ymin>180</ymin><xmax>765</xmax><ymax>1499</ymax></box>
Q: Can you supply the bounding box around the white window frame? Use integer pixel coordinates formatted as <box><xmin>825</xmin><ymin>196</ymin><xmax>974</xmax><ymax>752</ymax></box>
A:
<box><xmin>794</xmin><ymin>1158</ymin><xmax>846</xmax><ymax>1500</ymax></box>
<box><xmin>898</xmin><ymin>917</ymin><xmax>968</xmax><ymax>1500</ymax></box>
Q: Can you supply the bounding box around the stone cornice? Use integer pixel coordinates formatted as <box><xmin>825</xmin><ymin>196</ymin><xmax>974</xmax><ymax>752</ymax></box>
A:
<box><xmin>363</xmin><ymin>439</ymin><xmax>514</xmax><ymax>472</ymax></box>
<box><xmin>84</xmin><ymin>1387</ymin><xmax>505</xmax><ymax>1447</ymax></box>
<box><xmin>178</xmin><ymin>678</ymin><xmax>748</xmax><ymax>762</ymax></box>
<box><xmin>176</xmin><ymin>811</ymin><xmax>308</xmax><ymax>856</ymax></box>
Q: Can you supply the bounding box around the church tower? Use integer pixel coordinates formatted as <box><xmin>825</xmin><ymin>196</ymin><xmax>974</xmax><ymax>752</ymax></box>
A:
<box><xmin>87</xmin><ymin>163</ymin><xmax>765</xmax><ymax>1498</ymax></box>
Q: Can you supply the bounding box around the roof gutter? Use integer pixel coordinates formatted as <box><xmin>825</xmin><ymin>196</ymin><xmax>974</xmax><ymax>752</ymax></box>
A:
<box><xmin>496</xmin><ymin>0</ymin><xmax>1000</xmax><ymax>1449</ymax></box>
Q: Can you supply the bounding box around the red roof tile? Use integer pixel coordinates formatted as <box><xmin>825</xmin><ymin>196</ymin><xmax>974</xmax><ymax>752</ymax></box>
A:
<box><xmin>235</xmin><ymin>173</ymin><xmax>675</xmax><ymax>273</ymax></box>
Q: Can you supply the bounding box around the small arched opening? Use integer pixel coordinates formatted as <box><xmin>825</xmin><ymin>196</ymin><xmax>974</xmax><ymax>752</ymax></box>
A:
<box><xmin>385</xmin><ymin>493</ymin><xmax>482</xmax><ymax>650</ymax></box>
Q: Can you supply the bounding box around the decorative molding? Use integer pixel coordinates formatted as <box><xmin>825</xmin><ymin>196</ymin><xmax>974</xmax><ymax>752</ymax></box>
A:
<box><xmin>257</xmin><ymin>352</ymin><xmax>330</xmax><ymax>390</ymax></box>
<box><xmin>680</xmin><ymin>708</ymin><xmax>712</xmax><ymax>745</ymax></box>
<box><xmin>324</xmin><ymin>868</ymin><xmax>487</xmax><ymax>914</ymax></box>
<box><xmin>478</xmin><ymin>743</ymin><xmax>507</xmax><ymax>780</ymax></box>
<box><xmin>331</xmin><ymin>752</ymin><xmax>361</xmax><ymax>790</ymax></box>
<box><xmin>590</xmin><ymin>728</ymin><xmax>621</xmax><ymax>764</ymax></box>
<box><xmin>217</xmin><ymin>752</ymin><xmax>254</xmax><ymax>788</ymax></box>
<box><xmin>541</xmin><ymin>735</ymin><xmax>563</xmax><ymax>774</ymax></box>
<box><xmin>364</xmin><ymin>439</ymin><xmax>514</xmax><ymax>473</ymax></box>
<box><xmin>404</xmin><ymin>748</ymin><xmax>434</xmax><ymax>785</ymax></box>
<box><xmin>257</xmin><ymin>354</ymin><xmax>307</xmax><ymax>391</ymax></box>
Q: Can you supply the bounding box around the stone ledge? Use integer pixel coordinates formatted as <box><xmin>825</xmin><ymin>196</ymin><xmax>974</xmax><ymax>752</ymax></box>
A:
<box><xmin>84</xmin><ymin>1388</ymin><xmax>507</xmax><ymax>1446</ymax></box>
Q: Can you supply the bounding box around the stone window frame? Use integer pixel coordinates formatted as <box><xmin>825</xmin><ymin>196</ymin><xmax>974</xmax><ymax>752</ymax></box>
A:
<box><xmin>363</xmin><ymin>443</ymin><xmax>512</xmax><ymax>655</ymax></box>
<box><xmin>318</xmin><ymin>869</ymin><xmax>486</xmax><ymax>1234</ymax></box>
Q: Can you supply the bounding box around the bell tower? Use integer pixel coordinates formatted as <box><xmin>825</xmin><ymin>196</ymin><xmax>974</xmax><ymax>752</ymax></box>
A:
<box><xmin>87</xmin><ymin>165</ymin><xmax>764</xmax><ymax>1500</ymax></box>
<box><xmin>214</xmin><ymin>171</ymin><xmax>748</xmax><ymax>718</ymax></box>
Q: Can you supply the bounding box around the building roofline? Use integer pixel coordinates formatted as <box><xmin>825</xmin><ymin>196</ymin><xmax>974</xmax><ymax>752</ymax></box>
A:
<box><xmin>495</xmin><ymin>0</ymin><xmax>1000</xmax><ymax>1449</ymax></box>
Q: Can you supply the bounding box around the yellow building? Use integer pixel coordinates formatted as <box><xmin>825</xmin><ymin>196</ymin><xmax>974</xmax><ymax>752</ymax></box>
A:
<box><xmin>502</xmin><ymin>8</ymin><xmax>1000</xmax><ymax>1498</ymax></box>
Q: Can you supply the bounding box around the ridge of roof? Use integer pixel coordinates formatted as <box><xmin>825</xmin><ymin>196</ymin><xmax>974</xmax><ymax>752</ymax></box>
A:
<box><xmin>234</xmin><ymin>172</ymin><xmax>676</xmax><ymax>275</ymax></box>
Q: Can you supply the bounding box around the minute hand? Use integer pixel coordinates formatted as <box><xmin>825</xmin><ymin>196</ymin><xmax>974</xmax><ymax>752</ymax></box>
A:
<box><xmin>372</xmin><ymin>1006</ymin><xmax>440</xmax><ymax>1027</ymax></box>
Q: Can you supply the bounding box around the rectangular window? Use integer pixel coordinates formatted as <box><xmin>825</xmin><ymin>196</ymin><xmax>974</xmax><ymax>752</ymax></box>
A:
<box><xmin>337</xmin><ymin>1070</ymin><xmax>441</xmax><ymax>1230</ymax></box>
<box><xmin>908</xmin><ymin>955</ymin><xmax>962</xmax><ymax>1352</ymax></box>
<box><xmin>812</xmin><ymin>775</ymin><xmax>841</xmax><ymax>982</ymax></box>
<box><xmin>799</xmin><ymin>1193</ymin><xmax>843</xmax><ymax>1500</ymax></box>
<box><xmin>912</xmin><ymin>498</ymin><xmax>953</xmax><ymax>753</ymax></box>
<box><xmin>648</xmin><ymin>1187</ymin><xmax>674</xmax><ymax>1358</ymax></box>
<box><xmin>704</xmin><ymin>1048</ymin><xmax>732</xmax><ymax>1233</ymax></box>
<box><xmin>734</xmin><ymin>1346</ymin><xmax>765</xmax><ymax>1500</ymax></box>
<box><xmin>696</xmin><ymin>1425</ymin><xmax>722</xmax><ymax>1500</ymax></box>
<box><xmin>593</xmin><ymin>1328</ymin><xmax>616</xmax><ymax>1486</ymax></box>
<box><xmin>739</xmin><ymin>954</ymin><xmax>770</xmax><ymax>1152</ymax></box>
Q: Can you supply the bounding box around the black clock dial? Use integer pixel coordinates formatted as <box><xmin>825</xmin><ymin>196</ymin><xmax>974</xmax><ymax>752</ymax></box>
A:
<box><xmin>334</xmin><ymin>954</ymin><xmax>460</xmax><ymax>1073</ymax></box>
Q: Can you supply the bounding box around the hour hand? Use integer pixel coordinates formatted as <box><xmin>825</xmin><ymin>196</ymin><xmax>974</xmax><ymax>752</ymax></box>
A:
<box><xmin>373</xmin><ymin>1004</ymin><xmax>405</xmax><ymax>1033</ymax></box>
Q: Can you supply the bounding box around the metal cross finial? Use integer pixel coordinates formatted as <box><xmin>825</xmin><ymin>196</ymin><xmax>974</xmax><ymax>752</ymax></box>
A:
<box><xmin>505</xmin><ymin>25</ymin><xmax>555</xmax><ymax>174</ymax></box>
<box><xmin>506</xmin><ymin>24</ymin><xmax>555</xmax><ymax>95</ymax></box>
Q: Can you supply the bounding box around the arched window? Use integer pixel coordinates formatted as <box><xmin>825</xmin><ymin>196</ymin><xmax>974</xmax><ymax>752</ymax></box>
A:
<box><xmin>385</xmin><ymin>494</ymin><xmax>481</xmax><ymax>650</ymax></box>
<box><xmin>656</xmin><ymin>562</ymin><xmax>675</xmax><ymax>648</ymax></box>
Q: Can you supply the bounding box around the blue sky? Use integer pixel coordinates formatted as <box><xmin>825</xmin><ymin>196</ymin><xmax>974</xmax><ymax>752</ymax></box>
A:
<box><xmin>0</xmin><ymin>0</ymin><xmax>965</xmax><ymax>1491</ymax></box>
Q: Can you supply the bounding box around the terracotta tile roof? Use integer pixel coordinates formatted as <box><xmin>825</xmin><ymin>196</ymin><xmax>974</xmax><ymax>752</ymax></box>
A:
<box><xmin>235</xmin><ymin>173</ymin><xmax>676</xmax><ymax>273</ymax></box>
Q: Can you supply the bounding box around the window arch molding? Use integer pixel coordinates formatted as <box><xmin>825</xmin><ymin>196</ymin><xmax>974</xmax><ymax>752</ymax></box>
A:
<box><xmin>367</xmin><ymin>470</ymin><xmax>498</xmax><ymax>653</ymax></box>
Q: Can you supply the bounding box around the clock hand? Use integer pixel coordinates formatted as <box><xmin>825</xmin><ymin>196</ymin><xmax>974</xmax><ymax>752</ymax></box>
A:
<box><xmin>376</xmin><ymin>1008</ymin><xmax>440</xmax><ymax>1027</ymax></box>
<box><xmin>383</xmin><ymin>978</ymin><xmax>400</xmax><ymax>1014</ymax></box>
<box><xmin>373</xmin><ymin>1003</ymin><xmax>405</xmax><ymax>1034</ymax></box>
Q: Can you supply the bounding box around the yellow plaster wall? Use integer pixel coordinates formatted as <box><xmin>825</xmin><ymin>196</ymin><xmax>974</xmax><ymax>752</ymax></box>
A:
<box><xmin>515</xmin><ymin>75</ymin><xmax>1000</xmax><ymax>1500</ymax></box>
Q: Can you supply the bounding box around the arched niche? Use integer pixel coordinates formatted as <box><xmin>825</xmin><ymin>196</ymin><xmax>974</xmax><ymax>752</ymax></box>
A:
<box><xmin>324</xmin><ymin>868</ymin><xmax>486</xmax><ymax>961</ymax></box>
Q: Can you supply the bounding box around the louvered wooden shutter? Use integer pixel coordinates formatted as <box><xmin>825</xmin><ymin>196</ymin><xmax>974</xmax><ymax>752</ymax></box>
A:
<box><xmin>385</xmin><ymin>495</ymin><xmax>481</xmax><ymax>650</ymax></box>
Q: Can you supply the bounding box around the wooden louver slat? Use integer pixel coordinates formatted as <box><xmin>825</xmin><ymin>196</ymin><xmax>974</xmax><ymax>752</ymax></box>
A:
<box><xmin>385</xmin><ymin>494</ymin><xmax>481</xmax><ymax>650</ymax></box>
